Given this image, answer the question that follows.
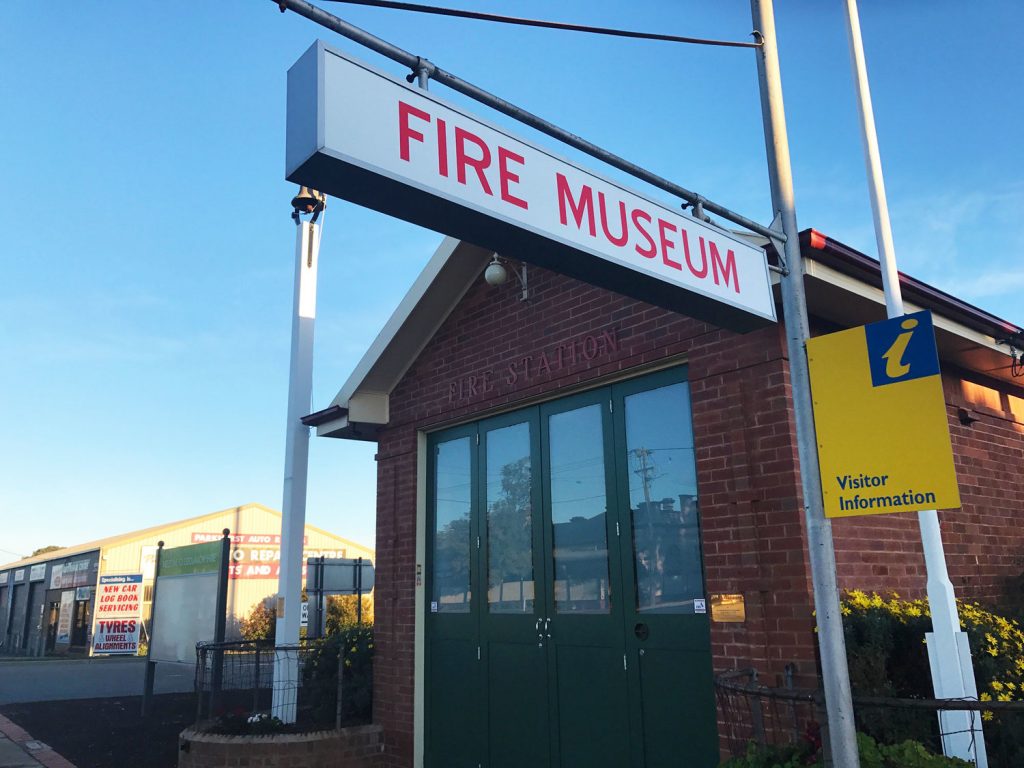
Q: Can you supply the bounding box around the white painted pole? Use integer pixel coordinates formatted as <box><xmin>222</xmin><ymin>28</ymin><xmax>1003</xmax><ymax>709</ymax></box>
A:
<box><xmin>841</xmin><ymin>2</ymin><xmax>986</xmax><ymax>764</ymax></box>
<box><xmin>271</xmin><ymin>210</ymin><xmax>321</xmax><ymax>723</ymax></box>
<box><xmin>751</xmin><ymin>2</ymin><xmax>861</xmax><ymax>765</ymax></box>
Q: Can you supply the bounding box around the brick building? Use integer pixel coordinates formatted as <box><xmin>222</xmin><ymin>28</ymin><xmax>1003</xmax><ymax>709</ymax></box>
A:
<box><xmin>305</xmin><ymin>232</ymin><xmax>1024</xmax><ymax>768</ymax></box>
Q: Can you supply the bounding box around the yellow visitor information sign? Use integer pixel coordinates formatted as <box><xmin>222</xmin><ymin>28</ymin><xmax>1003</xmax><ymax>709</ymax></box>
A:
<box><xmin>807</xmin><ymin>310</ymin><xmax>960</xmax><ymax>519</ymax></box>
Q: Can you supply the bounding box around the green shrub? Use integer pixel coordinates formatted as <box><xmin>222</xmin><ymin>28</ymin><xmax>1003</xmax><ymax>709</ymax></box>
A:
<box><xmin>840</xmin><ymin>590</ymin><xmax>1024</xmax><ymax>765</ymax></box>
<box><xmin>720</xmin><ymin>733</ymin><xmax>972</xmax><ymax>768</ymax></box>
<box><xmin>301</xmin><ymin>626</ymin><xmax>374</xmax><ymax>727</ymax></box>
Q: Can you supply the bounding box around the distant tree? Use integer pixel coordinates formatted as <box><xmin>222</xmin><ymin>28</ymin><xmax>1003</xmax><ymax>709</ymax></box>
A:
<box><xmin>239</xmin><ymin>598</ymin><xmax>276</xmax><ymax>641</ymax></box>
<box><xmin>326</xmin><ymin>594</ymin><xmax>374</xmax><ymax>633</ymax></box>
<box><xmin>31</xmin><ymin>545</ymin><xmax>63</xmax><ymax>557</ymax></box>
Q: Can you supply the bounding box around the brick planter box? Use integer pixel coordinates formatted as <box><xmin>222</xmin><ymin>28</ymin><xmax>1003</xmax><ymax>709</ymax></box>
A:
<box><xmin>178</xmin><ymin>724</ymin><xmax>383</xmax><ymax>768</ymax></box>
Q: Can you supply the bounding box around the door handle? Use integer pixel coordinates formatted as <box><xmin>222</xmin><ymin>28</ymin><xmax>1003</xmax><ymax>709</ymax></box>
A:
<box><xmin>544</xmin><ymin>617</ymin><xmax>551</xmax><ymax>638</ymax></box>
<box><xmin>536</xmin><ymin>617</ymin><xmax>544</xmax><ymax>647</ymax></box>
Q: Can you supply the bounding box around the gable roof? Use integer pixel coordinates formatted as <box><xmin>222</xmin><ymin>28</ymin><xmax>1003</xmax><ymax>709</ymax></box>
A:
<box><xmin>304</xmin><ymin>238</ymin><xmax>494</xmax><ymax>440</ymax></box>
<box><xmin>305</xmin><ymin>231</ymin><xmax>1022</xmax><ymax>442</ymax></box>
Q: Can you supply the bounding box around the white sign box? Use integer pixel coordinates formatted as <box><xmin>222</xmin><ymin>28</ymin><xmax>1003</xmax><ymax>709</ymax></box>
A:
<box><xmin>287</xmin><ymin>42</ymin><xmax>776</xmax><ymax>332</ymax></box>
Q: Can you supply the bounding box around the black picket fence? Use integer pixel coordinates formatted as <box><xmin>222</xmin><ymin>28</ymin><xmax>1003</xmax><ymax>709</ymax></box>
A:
<box><xmin>193</xmin><ymin>630</ymin><xmax>373</xmax><ymax>733</ymax></box>
<box><xmin>716</xmin><ymin>668</ymin><xmax>1024</xmax><ymax>767</ymax></box>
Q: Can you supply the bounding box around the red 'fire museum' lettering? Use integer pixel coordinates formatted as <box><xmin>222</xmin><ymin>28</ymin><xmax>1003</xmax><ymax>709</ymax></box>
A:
<box><xmin>398</xmin><ymin>101</ymin><xmax>529</xmax><ymax>209</ymax></box>
<box><xmin>553</xmin><ymin>175</ymin><xmax>741</xmax><ymax>294</ymax></box>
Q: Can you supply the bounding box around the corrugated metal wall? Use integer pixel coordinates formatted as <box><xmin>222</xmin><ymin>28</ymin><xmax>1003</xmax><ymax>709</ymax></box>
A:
<box><xmin>99</xmin><ymin>505</ymin><xmax>374</xmax><ymax>639</ymax></box>
<box><xmin>0</xmin><ymin>504</ymin><xmax>373</xmax><ymax>653</ymax></box>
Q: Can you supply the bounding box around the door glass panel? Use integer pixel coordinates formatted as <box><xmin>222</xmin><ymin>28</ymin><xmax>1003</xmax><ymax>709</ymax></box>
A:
<box><xmin>624</xmin><ymin>383</ymin><xmax>704</xmax><ymax>613</ymax></box>
<box><xmin>433</xmin><ymin>437</ymin><xmax>472</xmax><ymax>612</ymax></box>
<box><xmin>486</xmin><ymin>422</ymin><xmax>535</xmax><ymax>613</ymax></box>
<box><xmin>548</xmin><ymin>404</ymin><xmax>611</xmax><ymax>614</ymax></box>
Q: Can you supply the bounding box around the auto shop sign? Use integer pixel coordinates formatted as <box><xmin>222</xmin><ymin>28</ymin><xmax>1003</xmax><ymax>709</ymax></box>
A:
<box><xmin>191</xmin><ymin>532</ymin><xmax>346</xmax><ymax>580</ymax></box>
<box><xmin>90</xmin><ymin>574</ymin><xmax>143</xmax><ymax>656</ymax></box>
<box><xmin>286</xmin><ymin>42</ymin><xmax>775</xmax><ymax>332</ymax></box>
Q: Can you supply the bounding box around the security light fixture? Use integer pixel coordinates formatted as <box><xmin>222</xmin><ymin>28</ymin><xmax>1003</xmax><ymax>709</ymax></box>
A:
<box><xmin>484</xmin><ymin>254</ymin><xmax>528</xmax><ymax>301</ymax></box>
<box><xmin>997</xmin><ymin>331</ymin><xmax>1024</xmax><ymax>378</ymax></box>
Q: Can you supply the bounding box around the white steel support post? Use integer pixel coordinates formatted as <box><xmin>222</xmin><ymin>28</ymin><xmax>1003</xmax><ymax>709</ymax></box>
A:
<box><xmin>750</xmin><ymin>1</ymin><xmax>861</xmax><ymax>765</ymax></box>
<box><xmin>842</xmin><ymin>2</ymin><xmax>986</xmax><ymax>763</ymax></box>
<box><xmin>272</xmin><ymin>209</ymin><xmax>321</xmax><ymax>723</ymax></box>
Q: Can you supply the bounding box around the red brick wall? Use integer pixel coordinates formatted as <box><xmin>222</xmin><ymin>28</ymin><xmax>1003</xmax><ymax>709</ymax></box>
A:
<box><xmin>831</xmin><ymin>369</ymin><xmax>1024</xmax><ymax>607</ymax></box>
<box><xmin>177</xmin><ymin>725</ymin><xmax>383</xmax><ymax>768</ymax></box>
<box><xmin>368</xmin><ymin>262</ymin><xmax>1024</xmax><ymax>765</ymax></box>
<box><xmin>370</xmin><ymin>265</ymin><xmax>819</xmax><ymax>766</ymax></box>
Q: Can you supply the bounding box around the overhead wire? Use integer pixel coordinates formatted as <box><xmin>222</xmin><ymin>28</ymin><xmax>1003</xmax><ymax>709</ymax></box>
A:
<box><xmin>318</xmin><ymin>0</ymin><xmax>762</xmax><ymax>49</ymax></box>
<box><xmin>271</xmin><ymin>0</ymin><xmax>786</xmax><ymax>243</ymax></box>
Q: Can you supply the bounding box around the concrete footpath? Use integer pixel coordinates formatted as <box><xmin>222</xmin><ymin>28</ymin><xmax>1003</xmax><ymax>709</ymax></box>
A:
<box><xmin>0</xmin><ymin>716</ymin><xmax>75</xmax><ymax>768</ymax></box>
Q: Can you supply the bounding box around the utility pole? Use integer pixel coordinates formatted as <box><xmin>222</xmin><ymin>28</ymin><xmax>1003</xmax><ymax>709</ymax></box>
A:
<box><xmin>841</xmin><ymin>2</ymin><xmax>986</xmax><ymax>763</ymax></box>
<box><xmin>750</xmin><ymin>1</ymin><xmax>861</xmax><ymax>765</ymax></box>
<box><xmin>272</xmin><ymin>186</ymin><xmax>325</xmax><ymax>723</ymax></box>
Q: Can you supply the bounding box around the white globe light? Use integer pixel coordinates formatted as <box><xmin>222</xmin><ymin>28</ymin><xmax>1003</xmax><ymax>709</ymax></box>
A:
<box><xmin>484</xmin><ymin>259</ymin><xmax>508</xmax><ymax>286</ymax></box>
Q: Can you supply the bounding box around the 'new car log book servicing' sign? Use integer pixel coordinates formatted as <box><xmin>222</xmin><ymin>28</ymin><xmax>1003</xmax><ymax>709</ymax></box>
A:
<box><xmin>285</xmin><ymin>42</ymin><xmax>775</xmax><ymax>333</ymax></box>
<box><xmin>807</xmin><ymin>311</ymin><xmax>960</xmax><ymax>519</ymax></box>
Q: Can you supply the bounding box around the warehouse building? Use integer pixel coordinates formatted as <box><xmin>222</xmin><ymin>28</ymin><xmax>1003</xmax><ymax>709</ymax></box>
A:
<box><xmin>302</xmin><ymin>233</ymin><xmax>1024</xmax><ymax>768</ymax></box>
<box><xmin>0</xmin><ymin>503</ymin><xmax>373</xmax><ymax>658</ymax></box>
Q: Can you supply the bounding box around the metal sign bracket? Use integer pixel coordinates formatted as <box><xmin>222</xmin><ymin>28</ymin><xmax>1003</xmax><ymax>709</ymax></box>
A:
<box><xmin>768</xmin><ymin>212</ymin><xmax>789</xmax><ymax>275</ymax></box>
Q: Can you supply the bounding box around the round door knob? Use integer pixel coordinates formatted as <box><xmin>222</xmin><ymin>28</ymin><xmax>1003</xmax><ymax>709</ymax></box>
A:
<box><xmin>634</xmin><ymin>622</ymin><xmax>649</xmax><ymax>641</ymax></box>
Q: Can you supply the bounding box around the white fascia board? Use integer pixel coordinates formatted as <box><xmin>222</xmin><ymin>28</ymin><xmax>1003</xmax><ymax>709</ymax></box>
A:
<box><xmin>314</xmin><ymin>413</ymin><xmax>350</xmax><ymax>438</ymax></box>
<box><xmin>348</xmin><ymin>392</ymin><xmax>389</xmax><ymax>425</ymax></box>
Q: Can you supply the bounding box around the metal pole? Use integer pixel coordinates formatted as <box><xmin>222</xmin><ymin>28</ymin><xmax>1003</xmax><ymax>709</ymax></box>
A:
<box><xmin>209</xmin><ymin>529</ymin><xmax>231</xmax><ymax>717</ymax></box>
<box><xmin>355</xmin><ymin>557</ymin><xmax>363</xmax><ymax>626</ymax></box>
<box><xmin>316</xmin><ymin>555</ymin><xmax>323</xmax><ymax>639</ymax></box>
<box><xmin>312</xmin><ymin>555</ymin><xmax>325</xmax><ymax>640</ymax></box>
<box><xmin>841</xmin><ymin>3</ymin><xmax>985</xmax><ymax>763</ymax></box>
<box><xmin>271</xmin><ymin>0</ymin><xmax>786</xmax><ymax>245</ymax></box>
<box><xmin>253</xmin><ymin>644</ymin><xmax>261</xmax><ymax>713</ymax></box>
<box><xmin>141</xmin><ymin>540</ymin><xmax>164</xmax><ymax>717</ymax></box>
<box><xmin>272</xmin><ymin>202</ymin><xmax>322</xmax><ymax>723</ymax></box>
<box><xmin>750</xmin><ymin>2</ymin><xmax>860</xmax><ymax>766</ymax></box>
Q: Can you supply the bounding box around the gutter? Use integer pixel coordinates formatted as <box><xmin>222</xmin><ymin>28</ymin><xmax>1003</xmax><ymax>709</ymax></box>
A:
<box><xmin>301</xmin><ymin>404</ymin><xmax>348</xmax><ymax>428</ymax></box>
<box><xmin>802</xmin><ymin>229</ymin><xmax>1021</xmax><ymax>340</ymax></box>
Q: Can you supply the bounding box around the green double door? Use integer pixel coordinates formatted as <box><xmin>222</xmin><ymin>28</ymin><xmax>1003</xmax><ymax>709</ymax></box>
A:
<box><xmin>426</xmin><ymin>367</ymin><xmax>718</xmax><ymax>768</ymax></box>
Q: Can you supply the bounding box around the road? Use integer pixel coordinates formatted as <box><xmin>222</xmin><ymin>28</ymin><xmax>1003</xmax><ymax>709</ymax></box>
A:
<box><xmin>0</xmin><ymin>657</ymin><xmax>194</xmax><ymax>704</ymax></box>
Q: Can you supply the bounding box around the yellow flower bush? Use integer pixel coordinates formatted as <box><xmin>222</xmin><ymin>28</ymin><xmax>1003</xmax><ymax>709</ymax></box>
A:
<box><xmin>838</xmin><ymin>590</ymin><xmax>1024</xmax><ymax>763</ymax></box>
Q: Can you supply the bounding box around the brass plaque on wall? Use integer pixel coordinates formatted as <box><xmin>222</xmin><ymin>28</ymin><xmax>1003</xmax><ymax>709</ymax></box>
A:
<box><xmin>711</xmin><ymin>593</ymin><xmax>746</xmax><ymax>623</ymax></box>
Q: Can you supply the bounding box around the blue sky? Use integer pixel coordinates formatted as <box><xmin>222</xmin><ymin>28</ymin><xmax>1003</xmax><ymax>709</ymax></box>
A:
<box><xmin>1</xmin><ymin>1</ymin><xmax>1021</xmax><ymax>563</ymax></box>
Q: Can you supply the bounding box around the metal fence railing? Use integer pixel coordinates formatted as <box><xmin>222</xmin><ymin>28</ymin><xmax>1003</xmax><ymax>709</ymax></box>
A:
<box><xmin>193</xmin><ymin>634</ymin><xmax>373</xmax><ymax>733</ymax></box>
<box><xmin>716</xmin><ymin>668</ymin><xmax>1024</xmax><ymax>767</ymax></box>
